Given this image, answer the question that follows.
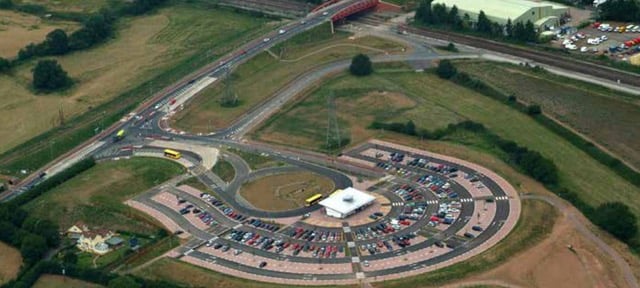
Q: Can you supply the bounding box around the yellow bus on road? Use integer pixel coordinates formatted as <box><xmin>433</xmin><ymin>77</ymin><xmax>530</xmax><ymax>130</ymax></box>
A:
<box><xmin>163</xmin><ymin>149</ymin><xmax>181</xmax><ymax>159</ymax></box>
<box><xmin>305</xmin><ymin>194</ymin><xmax>323</xmax><ymax>207</ymax></box>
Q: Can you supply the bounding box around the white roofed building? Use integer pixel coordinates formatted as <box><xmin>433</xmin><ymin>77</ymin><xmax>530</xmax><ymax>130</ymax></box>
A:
<box><xmin>319</xmin><ymin>187</ymin><xmax>376</xmax><ymax>219</ymax></box>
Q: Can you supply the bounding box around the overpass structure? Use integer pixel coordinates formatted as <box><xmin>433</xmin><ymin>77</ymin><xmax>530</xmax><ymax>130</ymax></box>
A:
<box><xmin>331</xmin><ymin>0</ymin><xmax>379</xmax><ymax>21</ymax></box>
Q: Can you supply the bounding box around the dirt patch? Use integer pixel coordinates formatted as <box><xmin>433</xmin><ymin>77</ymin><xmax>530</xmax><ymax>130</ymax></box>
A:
<box><xmin>0</xmin><ymin>10</ymin><xmax>77</xmax><ymax>58</ymax></box>
<box><xmin>240</xmin><ymin>172</ymin><xmax>335</xmax><ymax>211</ymax></box>
<box><xmin>462</xmin><ymin>205</ymin><xmax>625</xmax><ymax>288</ymax></box>
<box><xmin>32</xmin><ymin>274</ymin><xmax>104</xmax><ymax>288</ymax></box>
<box><xmin>0</xmin><ymin>241</ymin><xmax>21</xmax><ymax>285</ymax></box>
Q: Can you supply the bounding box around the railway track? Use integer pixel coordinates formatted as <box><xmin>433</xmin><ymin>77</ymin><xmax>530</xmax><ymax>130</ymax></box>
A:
<box><xmin>399</xmin><ymin>24</ymin><xmax>640</xmax><ymax>87</ymax></box>
<box><xmin>218</xmin><ymin>0</ymin><xmax>309</xmax><ymax>17</ymax></box>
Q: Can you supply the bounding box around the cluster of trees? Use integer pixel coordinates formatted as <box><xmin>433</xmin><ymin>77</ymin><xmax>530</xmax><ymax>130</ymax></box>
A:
<box><xmin>18</xmin><ymin>10</ymin><xmax>115</xmax><ymax>61</ymax></box>
<box><xmin>598</xmin><ymin>0</ymin><xmax>640</xmax><ymax>22</ymax></box>
<box><xmin>349</xmin><ymin>54</ymin><xmax>373</xmax><ymax>76</ymax></box>
<box><xmin>0</xmin><ymin>0</ymin><xmax>12</xmax><ymax>9</ymax></box>
<box><xmin>415</xmin><ymin>0</ymin><xmax>538</xmax><ymax>42</ymax></box>
<box><xmin>14</xmin><ymin>0</ymin><xmax>167</xmax><ymax>64</ymax></box>
<box><xmin>0</xmin><ymin>203</ymin><xmax>60</xmax><ymax>265</ymax></box>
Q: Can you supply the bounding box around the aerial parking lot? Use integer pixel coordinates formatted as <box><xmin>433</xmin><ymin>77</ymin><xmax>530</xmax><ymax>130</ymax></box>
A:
<box><xmin>125</xmin><ymin>139</ymin><xmax>520</xmax><ymax>285</ymax></box>
<box><xmin>556</xmin><ymin>21</ymin><xmax>640</xmax><ymax>60</ymax></box>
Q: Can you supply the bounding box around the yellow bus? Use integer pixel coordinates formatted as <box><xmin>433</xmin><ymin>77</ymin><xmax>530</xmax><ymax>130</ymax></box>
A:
<box><xmin>113</xmin><ymin>129</ymin><xmax>125</xmax><ymax>142</ymax></box>
<box><xmin>163</xmin><ymin>149</ymin><xmax>181</xmax><ymax>159</ymax></box>
<box><xmin>305</xmin><ymin>194</ymin><xmax>323</xmax><ymax>207</ymax></box>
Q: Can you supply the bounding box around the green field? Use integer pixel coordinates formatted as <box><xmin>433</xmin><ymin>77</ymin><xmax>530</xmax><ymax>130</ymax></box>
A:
<box><xmin>228</xmin><ymin>148</ymin><xmax>286</xmax><ymax>170</ymax></box>
<box><xmin>25</xmin><ymin>157</ymin><xmax>184</xmax><ymax>234</ymax></box>
<box><xmin>213</xmin><ymin>159</ymin><xmax>236</xmax><ymax>182</ymax></box>
<box><xmin>0</xmin><ymin>3</ymin><xmax>271</xmax><ymax>176</ymax></box>
<box><xmin>32</xmin><ymin>274</ymin><xmax>104</xmax><ymax>288</ymax></box>
<box><xmin>255</xmin><ymin>70</ymin><xmax>640</xmax><ymax>227</ymax></box>
<box><xmin>253</xmin><ymin>71</ymin><xmax>463</xmax><ymax>151</ymax></box>
<box><xmin>455</xmin><ymin>60</ymin><xmax>640</xmax><ymax>170</ymax></box>
<box><xmin>135</xmin><ymin>258</ymin><xmax>354</xmax><ymax>288</ymax></box>
<box><xmin>171</xmin><ymin>23</ymin><xmax>407</xmax><ymax>132</ymax></box>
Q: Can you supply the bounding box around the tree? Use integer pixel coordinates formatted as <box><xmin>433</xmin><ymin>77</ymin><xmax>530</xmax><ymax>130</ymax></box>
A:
<box><xmin>32</xmin><ymin>60</ymin><xmax>72</xmax><ymax>91</ymax></box>
<box><xmin>62</xmin><ymin>251</ymin><xmax>78</xmax><ymax>264</ymax></box>
<box><xmin>505</xmin><ymin>19</ymin><xmax>513</xmax><ymax>38</ymax></box>
<box><xmin>0</xmin><ymin>57</ymin><xmax>10</xmax><ymax>73</ymax></box>
<box><xmin>0</xmin><ymin>0</ymin><xmax>13</xmax><ymax>9</ymax></box>
<box><xmin>431</xmin><ymin>3</ymin><xmax>447</xmax><ymax>25</ymax></box>
<box><xmin>44</xmin><ymin>29</ymin><xmax>69</xmax><ymax>55</ymax></box>
<box><xmin>405</xmin><ymin>120</ymin><xmax>416</xmax><ymax>135</ymax></box>
<box><xmin>598</xmin><ymin>0</ymin><xmax>640</xmax><ymax>22</ymax></box>
<box><xmin>448</xmin><ymin>5</ymin><xmax>461</xmax><ymax>29</ymax></box>
<box><xmin>20</xmin><ymin>234</ymin><xmax>47</xmax><ymax>264</ymax></box>
<box><xmin>22</xmin><ymin>217</ymin><xmax>60</xmax><ymax>247</ymax></box>
<box><xmin>415</xmin><ymin>0</ymin><xmax>433</xmax><ymax>24</ymax></box>
<box><xmin>524</xmin><ymin>20</ymin><xmax>537</xmax><ymax>42</ymax></box>
<box><xmin>108</xmin><ymin>276</ymin><xmax>142</xmax><ymax>288</ymax></box>
<box><xmin>527</xmin><ymin>104</ymin><xmax>542</xmax><ymax>115</ymax></box>
<box><xmin>476</xmin><ymin>10</ymin><xmax>492</xmax><ymax>34</ymax></box>
<box><xmin>436</xmin><ymin>59</ymin><xmax>457</xmax><ymax>79</ymax></box>
<box><xmin>349</xmin><ymin>54</ymin><xmax>373</xmax><ymax>76</ymax></box>
<box><xmin>593</xmin><ymin>202</ymin><xmax>638</xmax><ymax>242</ymax></box>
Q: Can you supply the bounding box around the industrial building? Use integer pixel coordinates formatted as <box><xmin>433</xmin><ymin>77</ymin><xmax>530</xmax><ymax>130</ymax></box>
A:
<box><xmin>319</xmin><ymin>188</ymin><xmax>376</xmax><ymax>219</ymax></box>
<box><xmin>432</xmin><ymin>0</ymin><xmax>569</xmax><ymax>28</ymax></box>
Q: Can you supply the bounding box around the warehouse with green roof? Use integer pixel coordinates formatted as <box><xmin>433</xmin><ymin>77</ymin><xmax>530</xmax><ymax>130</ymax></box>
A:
<box><xmin>432</xmin><ymin>0</ymin><xmax>569</xmax><ymax>28</ymax></box>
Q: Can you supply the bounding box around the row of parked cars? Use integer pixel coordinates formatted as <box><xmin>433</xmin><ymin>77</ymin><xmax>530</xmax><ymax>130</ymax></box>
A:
<box><xmin>288</xmin><ymin>227</ymin><xmax>342</xmax><ymax>242</ymax></box>
<box><xmin>594</xmin><ymin>22</ymin><xmax>640</xmax><ymax>33</ymax></box>
<box><xmin>199</xmin><ymin>192</ymin><xmax>248</xmax><ymax>222</ymax></box>
<box><xmin>247</xmin><ymin>218</ymin><xmax>280</xmax><ymax>232</ymax></box>
<box><xmin>175</xmin><ymin>198</ymin><xmax>221</xmax><ymax>228</ymax></box>
<box><xmin>394</xmin><ymin>184</ymin><xmax>425</xmax><ymax>202</ymax></box>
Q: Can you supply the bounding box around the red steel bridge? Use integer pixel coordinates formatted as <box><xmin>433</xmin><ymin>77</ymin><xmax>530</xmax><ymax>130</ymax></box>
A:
<box><xmin>313</xmin><ymin>0</ymin><xmax>380</xmax><ymax>21</ymax></box>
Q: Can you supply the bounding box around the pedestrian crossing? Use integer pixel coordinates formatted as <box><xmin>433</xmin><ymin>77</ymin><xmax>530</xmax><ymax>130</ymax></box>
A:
<box><xmin>460</xmin><ymin>198</ymin><xmax>474</xmax><ymax>203</ymax></box>
<box><xmin>425</xmin><ymin>200</ymin><xmax>439</xmax><ymax>205</ymax></box>
<box><xmin>392</xmin><ymin>202</ymin><xmax>404</xmax><ymax>207</ymax></box>
<box><xmin>495</xmin><ymin>196</ymin><xmax>509</xmax><ymax>201</ymax></box>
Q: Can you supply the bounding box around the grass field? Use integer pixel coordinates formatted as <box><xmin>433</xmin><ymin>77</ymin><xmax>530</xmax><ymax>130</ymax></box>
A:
<box><xmin>255</xmin><ymin>70</ymin><xmax>640</xmax><ymax>228</ymax></box>
<box><xmin>374</xmin><ymin>198</ymin><xmax>557</xmax><ymax>288</ymax></box>
<box><xmin>0</xmin><ymin>10</ymin><xmax>78</xmax><ymax>58</ymax></box>
<box><xmin>32</xmin><ymin>274</ymin><xmax>103</xmax><ymax>288</ymax></box>
<box><xmin>0</xmin><ymin>4</ymin><xmax>271</xmax><ymax>175</ymax></box>
<box><xmin>213</xmin><ymin>159</ymin><xmax>235</xmax><ymax>182</ymax></box>
<box><xmin>228</xmin><ymin>148</ymin><xmax>286</xmax><ymax>170</ymax></box>
<box><xmin>240</xmin><ymin>172</ymin><xmax>334</xmax><ymax>211</ymax></box>
<box><xmin>171</xmin><ymin>23</ymin><xmax>407</xmax><ymax>133</ymax></box>
<box><xmin>178</xmin><ymin>176</ymin><xmax>213</xmax><ymax>194</ymax></box>
<box><xmin>135</xmin><ymin>257</ymin><xmax>354</xmax><ymax>288</ymax></box>
<box><xmin>0</xmin><ymin>241</ymin><xmax>21</xmax><ymax>285</ymax></box>
<box><xmin>254</xmin><ymin>71</ymin><xmax>462</xmax><ymax>152</ymax></box>
<box><xmin>455</xmin><ymin>60</ymin><xmax>640</xmax><ymax>170</ymax></box>
<box><xmin>20</xmin><ymin>0</ymin><xmax>111</xmax><ymax>12</ymax></box>
<box><xmin>24</xmin><ymin>157</ymin><xmax>184</xmax><ymax>234</ymax></box>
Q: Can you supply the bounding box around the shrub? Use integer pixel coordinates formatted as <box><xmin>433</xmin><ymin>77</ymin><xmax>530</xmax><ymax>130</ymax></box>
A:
<box><xmin>592</xmin><ymin>202</ymin><xmax>638</xmax><ymax>242</ymax></box>
<box><xmin>32</xmin><ymin>60</ymin><xmax>72</xmax><ymax>91</ymax></box>
<box><xmin>527</xmin><ymin>104</ymin><xmax>542</xmax><ymax>115</ymax></box>
<box><xmin>349</xmin><ymin>54</ymin><xmax>373</xmax><ymax>76</ymax></box>
<box><xmin>436</xmin><ymin>59</ymin><xmax>457</xmax><ymax>79</ymax></box>
<box><xmin>0</xmin><ymin>0</ymin><xmax>13</xmax><ymax>9</ymax></box>
<box><xmin>0</xmin><ymin>57</ymin><xmax>10</xmax><ymax>73</ymax></box>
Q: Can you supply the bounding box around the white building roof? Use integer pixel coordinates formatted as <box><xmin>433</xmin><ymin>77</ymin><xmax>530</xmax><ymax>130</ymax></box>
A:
<box><xmin>319</xmin><ymin>187</ymin><xmax>375</xmax><ymax>215</ymax></box>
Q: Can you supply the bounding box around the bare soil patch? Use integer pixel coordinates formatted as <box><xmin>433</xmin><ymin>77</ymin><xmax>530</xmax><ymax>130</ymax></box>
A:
<box><xmin>240</xmin><ymin>172</ymin><xmax>335</xmax><ymax>211</ymax></box>
<box><xmin>32</xmin><ymin>274</ymin><xmax>104</xmax><ymax>288</ymax></box>
<box><xmin>0</xmin><ymin>241</ymin><xmax>21</xmax><ymax>285</ymax></box>
<box><xmin>0</xmin><ymin>10</ymin><xmax>77</xmax><ymax>58</ymax></box>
